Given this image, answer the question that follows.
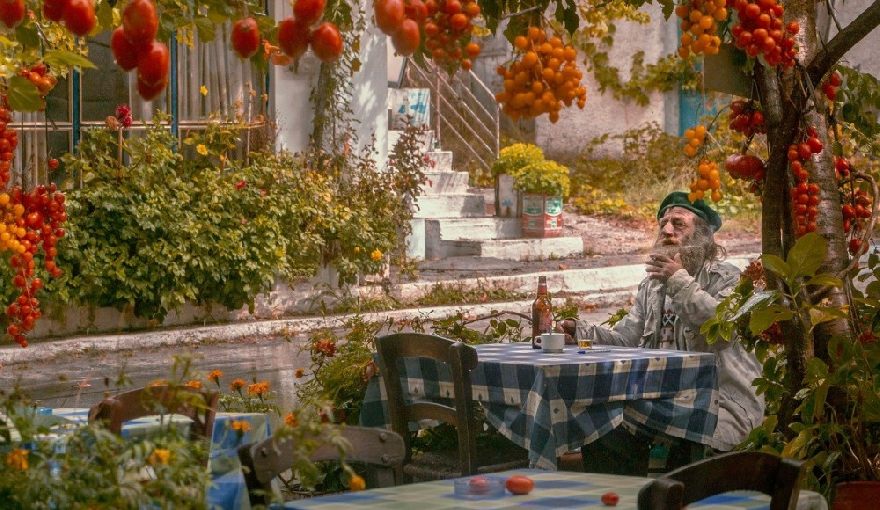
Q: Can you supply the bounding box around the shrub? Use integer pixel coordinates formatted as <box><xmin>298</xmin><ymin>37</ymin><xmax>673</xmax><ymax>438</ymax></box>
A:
<box><xmin>513</xmin><ymin>159</ymin><xmax>571</xmax><ymax>197</ymax></box>
<box><xmin>491</xmin><ymin>143</ymin><xmax>544</xmax><ymax>177</ymax></box>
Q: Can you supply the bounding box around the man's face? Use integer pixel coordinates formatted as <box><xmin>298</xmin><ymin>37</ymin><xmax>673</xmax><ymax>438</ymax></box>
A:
<box><xmin>657</xmin><ymin>207</ymin><xmax>698</xmax><ymax>247</ymax></box>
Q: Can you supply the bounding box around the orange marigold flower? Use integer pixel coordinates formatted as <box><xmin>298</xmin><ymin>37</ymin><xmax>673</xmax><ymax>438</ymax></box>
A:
<box><xmin>349</xmin><ymin>474</ymin><xmax>366</xmax><ymax>491</ymax></box>
<box><xmin>208</xmin><ymin>370</ymin><xmax>223</xmax><ymax>383</ymax></box>
<box><xmin>148</xmin><ymin>379</ymin><xmax>168</xmax><ymax>387</ymax></box>
<box><xmin>247</xmin><ymin>381</ymin><xmax>270</xmax><ymax>397</ymax></box>
<box><xmin>5</xmin><ymin>448</ymin><xmax>28</xmax><ymax>471</ymax></box>
<box><xmin>230</xmin><ymin>420</ymin><xmax>252</xmax><ymax>434</ymax></box>
<box><xmin>230</xmin><ymin>378</ymin><xmax>247</xmax><ymax>391</ymax></box>
<box><xmin>284</xmin><ymin>412</ymin><xmax>299</xmax><ymax>427</ymax></box>
<box><xmin>148</xmin><ymin>448</ymin><xmax>171</xmax><ymax>466</ymax></box>
<box><xmin>184</xmin><ymin>380</ymin><xmax>202</xmax><ymax>389</ymax></box>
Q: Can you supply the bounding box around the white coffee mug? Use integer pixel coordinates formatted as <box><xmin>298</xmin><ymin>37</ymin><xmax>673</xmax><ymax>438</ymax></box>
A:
<box><xmin>540</xmin><ymin>332</ymin><xmax>565</xmax><ymax>352</ymax></box>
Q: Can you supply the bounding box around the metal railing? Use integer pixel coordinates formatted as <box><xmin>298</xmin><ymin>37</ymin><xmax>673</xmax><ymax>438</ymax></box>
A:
<box><xmin>406</xmin><ymin>59</ymin><xmax>499</xmax><ymax>175</ymax></box>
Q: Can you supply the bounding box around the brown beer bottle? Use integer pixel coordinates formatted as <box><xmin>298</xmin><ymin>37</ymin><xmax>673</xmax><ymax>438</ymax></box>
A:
<box><xmin>531</xmin><ymin>276</ymin><xmax>553</xmax><ymax>349</ymax></box>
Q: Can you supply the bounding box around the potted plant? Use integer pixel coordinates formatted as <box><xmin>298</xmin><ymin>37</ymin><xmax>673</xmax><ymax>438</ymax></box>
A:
<box><xmin>702</xmin><ymin>233</ymin><xmax>880</xmax><ymax>506</ymax></box>
<box><xmin>490</xmin><ymin>143</ymin><xmax>544</xmax><ymax>218</ymax></box>
<box><xmin>512</xmin><ymin>159</ymin><xmax>571</xmax><ymax>238</ymax></box>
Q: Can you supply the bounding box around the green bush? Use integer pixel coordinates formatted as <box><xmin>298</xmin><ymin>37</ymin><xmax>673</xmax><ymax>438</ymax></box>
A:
<box><xmin>513</xmin><ymin>160</ymin><xmax>571</xmax><ymax>197</ymax></box>
<box><xmin>491</xmin><ymin>143</ymin><xmax>544</xmax><ymax>177</ymax></box>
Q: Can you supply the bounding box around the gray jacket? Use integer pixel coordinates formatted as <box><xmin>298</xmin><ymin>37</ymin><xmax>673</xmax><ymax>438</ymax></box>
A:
<box><xmin>575</xmin><ymin>261</ymin><xmax>765</xmax><ymax>451</ymax></box>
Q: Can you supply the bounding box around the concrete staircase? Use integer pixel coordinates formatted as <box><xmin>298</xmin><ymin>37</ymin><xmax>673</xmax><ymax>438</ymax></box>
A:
<box><xmin>400</xmin><ymin>130</ymin><xmax>584</xmax><ymax>262</ymax></box>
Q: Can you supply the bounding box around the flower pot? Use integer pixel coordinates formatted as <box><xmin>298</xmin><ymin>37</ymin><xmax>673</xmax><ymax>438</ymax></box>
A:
<box><xmin>495</xmin><ymin>174</ymin><xmax>521</xmax><ymax>218</ymax></box>
<box><xmin>521</xmin><ymin>194</ymin><xmax>564</xmax><ymax>238</ymax></box>
<box><xmin>833</xmin><ymin>481</ymin><xmax>880</xmax><ymax>510</ymax></box>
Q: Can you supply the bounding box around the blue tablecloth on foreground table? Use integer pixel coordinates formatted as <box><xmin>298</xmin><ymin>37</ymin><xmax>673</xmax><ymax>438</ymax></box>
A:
<box><xmin>282</xmin><ymin>469</ymin><xmax>827</xmax><ymax>509</ymax></box>
<box><xmin>50</xmin><ymin>408</ymin><xmax>270</xmax><ymax>510</ymax></box>
<box><xmin>360</xmin><ymin>343</ymin><xmax>719</xmax><ymax>470</ymax></box>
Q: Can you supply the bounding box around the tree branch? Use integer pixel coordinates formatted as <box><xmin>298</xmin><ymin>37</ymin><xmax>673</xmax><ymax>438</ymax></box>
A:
<box><xmin>807</xmin><ymin>0</ymin><xmax>880</xmax><ymax>85</ymax></box>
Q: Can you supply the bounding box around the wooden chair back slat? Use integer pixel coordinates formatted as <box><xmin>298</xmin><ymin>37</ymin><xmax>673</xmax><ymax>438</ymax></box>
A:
<box><xmin>238</xmin><ymin>426</ymin><xmax>405</xmax><ymax>508</ymax></box>
<box><xmin>376</xmin><ymin>333</ymin><xmax>479</xmax><ymax>477</ymax></box>
<box><xmin>88</xmin><ymin>385</ymin><xmax>219</xmax><ymax>441</ymax></box>
<box><xmin>637</xmin><ymin>451</ymin><xmax>805</xmax><ymax>510</ymax></box>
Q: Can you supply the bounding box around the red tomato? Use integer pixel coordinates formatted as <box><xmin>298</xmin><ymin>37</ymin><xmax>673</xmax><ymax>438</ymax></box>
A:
<box><xmin>601</xmin><ymin>491</ymin><xmax>619</xmax><ymax>506</ymax></box>
<box><xmin>277</xmin><ymin>17</ymin><xmax>311</xmax><ymax>60</ymax></box>
<box><xmin>0</xmin><ymin>0</ymin><xmax>25</xmax><ymax>28</ymax></box>
<box><xmin>137</xmin><ymin>41</ymin><xmax>170</xmax><ymax>87</ymax></box>
<box><xmin>63</xmin><ymin>0</ymin><xmax>96</xmax><ymax>37</ymax></box>
<box><xmin>374</xmin><ymin>0</ymin><xmax>405</xmax><ymax>35</ymax></box>
<box><xmin>137</xmin><ymin>75</ymin><xmax>167</xmax><ymax>101</ymax></box>
<box><xmin>293</xmin><ymin>0</ymin><xmax>325</xmax><ymax>25</ymax></box>
<box><xmin>391</xmin><ymin>19</ymin><xmax>420</xmax><ymax>56</ymax></box>
<box><xmin>505</xmin><ymin>475</ymin><xmax>534</xmax><ymax>495</ymax></box>
<box><xmin>405</xmin><ymin>0</ymin><xmax>427</xmax><ymax>23</ymax></box>
<box><xmin>43</xmin><ymin>0</ymin><xmax>67</xmax><ymax>21</ymax></box>
<box><xmin>310</xmin><ymin>22</ymin><xmax>343</xmax><ymax>63</ymax></box>
<box><xmin>231</xmin><ymin>17</ymin><xmax>261</xmax><ymax>59</ymax></box>
<box><xmin>111</xmin><ymin>27</ymin><xmax>140</xmax><ymax>71</ymax></box>
<box><xmin>123</xmin><ymin>0</ymin><xmax>158</xmax><ymax>46</ymax></box>
<box><xmin>468</xmin><ymin>476</ymin><xmax>491</xmax><ymax>495</ymax></box>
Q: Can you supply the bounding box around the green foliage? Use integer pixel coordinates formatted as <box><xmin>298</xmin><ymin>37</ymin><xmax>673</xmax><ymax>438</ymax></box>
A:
<box><xmin>491</xmin><ymin>143</ymin><xmax>545</xmax><ymax>177</ymax></box>
<box><xmin>838</xmin><ymin>66</ymin><xmax>880</xmax><ymax>138</ymax></box>
<box><xmin>416</xmin><ymin>281</ymin><xmax>526</xmax><ymax>307</ymax></box>
<box><xmin>514</xmin><ymin>159</ymin><xmax>571</xmax><ymax>197</ymax></box>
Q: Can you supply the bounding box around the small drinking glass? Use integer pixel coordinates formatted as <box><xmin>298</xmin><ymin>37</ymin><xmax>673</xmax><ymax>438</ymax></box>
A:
<box><xmin>577</xmin><ymin>333</ymin><xmax>593</xmax><ymax>353</ymax></box>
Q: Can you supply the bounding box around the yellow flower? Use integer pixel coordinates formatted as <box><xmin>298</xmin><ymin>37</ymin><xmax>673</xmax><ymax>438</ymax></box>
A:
<box><xmin>148</xmin><ymin>448</ymin><xmax>171</xmax><ymax>466</ymax></box>
<box><xmin>247</xmin><ymin>381</ymin><xmax>270</xmax><ymax>397</ymax></box>
<box><xmin>230</xmin><ymin>420</ymin><xmax>252</xmax><ymax>435</ymax></box>
<box><xmin>6</xmin><ymin>449</ymin><xmax>28</xmax><ymax>471</ymax></box>
<box><xmin>370</xmin><ymin>249</ymin><xmax>383</xmax><ymax>262</ymax></box>
<box><xmin>199</xmin><ymin>85</ymin><xmax>208</xmax><ymax>96</ymax></box>
<box><xmin>208</xmin><ymin>369</ymin><xmax>223</xmax><ymax>384</ymax></box>
<box><xmin>184</xmin><ymin>379</ymin><xmax>202</xmax><ymax>389</ymax></box>
<box><xmin>349</xmin><ymin>474</ymin><xmax>366</xmax><ymax>491</ymax></box>
<box><xmin>196</xmin><ymin>144</ymin><xmax>208</xmax><ymax>156</ymax></box>
<box><xmin>284</xmin><ymin>412</ymin><xmax>299</xmax><ymax>427</ymax></box>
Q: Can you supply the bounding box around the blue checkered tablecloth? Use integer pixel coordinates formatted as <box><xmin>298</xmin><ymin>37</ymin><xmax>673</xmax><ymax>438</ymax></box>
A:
<box><xmin>360</xmin><ymin>343</ymin><xmax>719</xmax><ymax>470</ymax></box>
<box><xmin>282</xmin><ymin>469</ymin><xmax>827</xmax><ymax>509</ymax></box>
<box><xmin>49</xmin><ymin>408</ymin><xmax>271</xmax><ymax>509</ymax></box>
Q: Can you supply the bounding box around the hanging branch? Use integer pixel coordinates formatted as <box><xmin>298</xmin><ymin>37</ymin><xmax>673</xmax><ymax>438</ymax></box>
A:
<box><xmin>807</xmin><ymin>0</ymin><xmax>880</xmax><ymax>85</ymax></box>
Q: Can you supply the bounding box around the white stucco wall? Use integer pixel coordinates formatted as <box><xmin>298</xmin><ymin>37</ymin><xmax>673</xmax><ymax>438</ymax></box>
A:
<box><xmin>270</xmin><ymin>0</ymin><xmax>388</xmax><ymax>164</ymax></box>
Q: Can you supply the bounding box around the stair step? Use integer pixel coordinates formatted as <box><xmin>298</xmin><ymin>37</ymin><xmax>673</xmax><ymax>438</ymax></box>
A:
<box><xmin>425</xmin><ymin>218</ymin><xmax>521</xmax><ymax>259</ymax></box>
<box><xmin>388</xmin><ymin>130</ymin><xmax>434</xmax><ymax>152</ymax></box>
<box><xmin>440</xmin><ymin>237</ymin><xmax>584</xmax><ymax>261</ymax></box>
<box><xmin>425</xmin><ymin>151</ymin><xmax>453</xmax><ymax>172</ymax></box>
<box><xmin>422</xmin><ymin>171</ymin><xmax>469</xmax><ymax>195</ymax></box>
<box><xmin>412</xmin><ymin>194</ymin><xmax>486</xmax><ymax>218</ymax></box>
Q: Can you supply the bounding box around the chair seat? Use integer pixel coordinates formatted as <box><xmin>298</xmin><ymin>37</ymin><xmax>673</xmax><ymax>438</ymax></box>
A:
<box><xmin>404</xmin><ymin>448</ymin><xmax>529</xmax><ymax>482</ymax></box>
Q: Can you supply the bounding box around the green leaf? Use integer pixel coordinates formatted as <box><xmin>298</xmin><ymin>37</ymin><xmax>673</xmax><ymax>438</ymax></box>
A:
<box><xmin>193</xmin><ymin>17</ymin><xmax>216</xmax><ymax>41</ymax></box>
<box><xmin>806</xmin><ymin>274</ymin><xmax>844</xmax><ymax>288</ymax></box>
<box><xmin>731</xmin><ymin>290</ymin><xmax>779</xmax><ymax>321</ymax></box>
<box><xmin>7</xmin><ymin>76</ymin><xmax>42</xmax><ymax>112</ymax></box>
<box><xmin>749</xmin><ymin>305</ymin><xmax>793</xmax><ymax>335</ymax></box>
<box><xmin>761</xmin><ymin>254</ymin><xmax>791</xmax><ymax>279</ymax></box>
<box><xmin>808</xmin><ymin>306</ymin><xmax>848</xmax><ymax>329</ymax></box>
<box><xmin>786</xmin><ymin>232</ymin><xmax>827</xmax><ymax>278</ymax></box>
<box><xmin>43</xmin><ymin>50</ymin><xmax>97</xmax><ymax>70</ymax></box>
<box><xmin>14</xmin><ymin>24</ymin><xmax>39</xmax><ymax>48</ymax></box>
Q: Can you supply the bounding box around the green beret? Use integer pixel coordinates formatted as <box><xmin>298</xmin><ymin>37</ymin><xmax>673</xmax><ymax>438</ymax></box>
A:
<box><xmin>657</xmin><ymin>191</ymin><xmax>722</xmax><ymax>231</ymax></box>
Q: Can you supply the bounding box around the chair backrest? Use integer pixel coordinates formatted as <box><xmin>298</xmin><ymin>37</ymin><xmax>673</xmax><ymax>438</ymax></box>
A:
<box><xmin>238</xmin><ymin>426</ymin><xmax>405</xmax><ymax>507</ymax></box>
<box><xmin>375</xmin><ymin>333</ymin><xmax>479</xmax><ymax>476</ymax></box>
<box><xmin>637</xmin><ymin>451</ymin><xmax>805</xmax><ymax>510</ymax></box>
<box><xmin>88</xmin><ymin>385</ymin><xmax>219</xmax><ymax>440</ymax></box>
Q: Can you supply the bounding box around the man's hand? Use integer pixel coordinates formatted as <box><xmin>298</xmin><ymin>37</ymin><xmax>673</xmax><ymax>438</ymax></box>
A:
<box><xmin>554</xmin><ymin>319</ymin><xmax>577</xmax><ymax>345</ymax></box>
<box><xmin>646</xmin><ymin>252</ymin><xmax>684</xmax><ymax>281</ymax></box>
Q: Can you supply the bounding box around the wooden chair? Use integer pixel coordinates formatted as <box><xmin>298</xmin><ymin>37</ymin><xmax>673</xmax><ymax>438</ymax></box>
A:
<box><xmin>238</xmin><ymin>426</ymin><xmax>405</xmax><ymax>508</ymax></box>
<box><xmin>376</xmin><ymin>333</ymin><xmax>528</xmax><ymax>481</ymax></box>
<box><xmin>637</xmin><ymin>451</ymin><xmax>805</xmax><ymax>510</ymax></box>
<box><xmin>88</xmin><ymin>384</ymin><xmax>219</xmax><ymax>440</ymax></box>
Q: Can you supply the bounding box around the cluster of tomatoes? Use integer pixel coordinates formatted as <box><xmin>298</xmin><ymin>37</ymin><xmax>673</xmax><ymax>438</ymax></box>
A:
<box><xmin>728</xmin><ymin>100</ymin><xmax>765</xmax><ymax>136</ymax></box>
<box><xmin>821</xmin><ymin>70</ymin><xmax>843</xmax><ymax>102</ymax></box>
<box><xmin>681</xmin><ymin>124</ymin><xmax>706</xmax><ymax>158</ymax></box>
<box><xmin>42</xmin><ymin>0</ymin><xmax>97</xmax><ymax>36</ymax></box>
<box><xmin>374</xmin><ymin>0</ymin><xmax>422</xmax><ymax>57</ymax></box>
<box><xmin>724</xmin><ymin>153</ymin><xmax>765</xmax><ymax>184</ymax></box>
<box><xmin>494</xmin><ymin>27</ymin><xmax>586</xmax><ymax>123</ymax></box>
<box><xmin>0</xmin><ymin>108</ymin><xmax>18</xmax><ymax>190</ymax></box>
<box><xmin>276</xmin><ymin>0</ymin><xmax>344</xmax><ymax>64</ymax></box>
<box><xmin>688</xmin><ymin>160</ymin><xmax>723</xmax><ymax>203</ymax></box>
<box><xmin>19</xmin><ymin>63</ymin><xmax>59</xmax><ymax>106</ymax></box>
<box><xmin>110</xmin><ymin>0</ymin><xmax>170</xmax><ymax>101</ymax></box>
<box><xmin>729</xmin><ymin>0</ymin><xmax>798</xmax><ymax>67</ymax></box>
<box><xmin>675</xmin><ymin>0</ymin><xmax>726</xmax><ymax>57</ymax></box>
<box><xmin>421</xmin><ymin>0</ymin><xmax>481</xmax><ymax>72</ymax></box>
<box><xmin>842</xmin><ymin>187</ymin><xmax>872</xmax><ymax>255</ymax></box>
<box><xmin>787</xmin><ymin>127</ymin><xmax>824</xmax><ymax>236</ymax></box>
